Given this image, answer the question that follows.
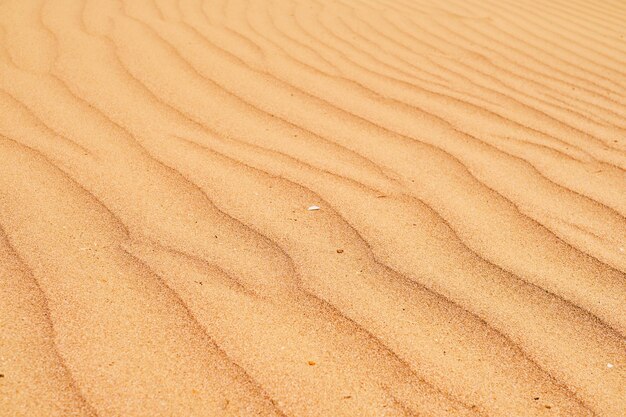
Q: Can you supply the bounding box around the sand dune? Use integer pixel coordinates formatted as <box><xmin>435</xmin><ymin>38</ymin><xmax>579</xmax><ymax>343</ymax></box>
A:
<box><xmin>0</xmin><ymin>0</ymin><xmax>625</xmax><ymax>416</ymax></box>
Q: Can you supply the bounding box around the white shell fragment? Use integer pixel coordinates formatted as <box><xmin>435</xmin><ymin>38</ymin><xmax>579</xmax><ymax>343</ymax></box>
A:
<box><xmin>607</xmin><ymin>363</ymin><xmax>614</xmax><ymax>368</ymax></box>
<box><xmin>307</xmin><ymin>205</ymin><xmax>321</xmax><ymax>211</ymax></box>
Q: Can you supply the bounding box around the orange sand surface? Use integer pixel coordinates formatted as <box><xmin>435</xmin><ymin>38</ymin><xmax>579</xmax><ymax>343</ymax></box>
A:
<box><xmin>0</xmin><ymin>0</ymin><xmax>625</xmax><ymax>416</ymax></box>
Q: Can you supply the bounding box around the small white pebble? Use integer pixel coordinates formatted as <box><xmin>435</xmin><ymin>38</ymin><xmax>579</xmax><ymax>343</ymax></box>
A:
<box><xmin>307</xmin><ymin>205</ymin><xmax>321</xmax><ymax>211</ymax></box>
<box><xmin>619</xmin><ymin>247</ymin><xmax>624</xmax><ymax>253</ymax></box>
<box><xmin>607</xmin><ymin>363</ymin><xmax>614</xmax><ymax>368</ymax></box>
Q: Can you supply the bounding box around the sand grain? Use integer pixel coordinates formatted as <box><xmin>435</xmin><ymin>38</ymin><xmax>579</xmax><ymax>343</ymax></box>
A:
<box><xmin>0</xmin><ymin>0</ymin><xmax>625</xmax><ymax>416</ymax></box>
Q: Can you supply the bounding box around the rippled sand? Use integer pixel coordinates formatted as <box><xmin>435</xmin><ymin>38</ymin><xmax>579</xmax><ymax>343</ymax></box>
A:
<box><xmin>0</xmin><ymin>0</ymin><xmax>625</xmax><ymax>416</ymax></box>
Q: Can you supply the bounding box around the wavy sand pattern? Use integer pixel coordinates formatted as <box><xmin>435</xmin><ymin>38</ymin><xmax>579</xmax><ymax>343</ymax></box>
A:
<box><xmin>0</xmin><ymin>0</ymin><xmax>625</xmax><ymax>416</ymax></box>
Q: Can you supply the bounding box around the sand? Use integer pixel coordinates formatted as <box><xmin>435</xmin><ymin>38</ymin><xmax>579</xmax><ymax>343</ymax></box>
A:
<box><xmin>0</xmin><ymin>0</ymin><xmax>625</xmax><ymax>416</ymax></box>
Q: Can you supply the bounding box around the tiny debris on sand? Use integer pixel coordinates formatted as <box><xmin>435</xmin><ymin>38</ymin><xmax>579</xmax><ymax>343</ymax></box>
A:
<box><xmin>307</xmin><ymin>205</ymin><xmax>320</xmax><ymax>211</ymax></box>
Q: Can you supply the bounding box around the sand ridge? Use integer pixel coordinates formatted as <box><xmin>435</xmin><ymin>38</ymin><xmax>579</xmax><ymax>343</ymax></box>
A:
<box><xmin>0</xmin><ymin>0</ymin><xmax>625</xmax><ymax>416</ymax></box>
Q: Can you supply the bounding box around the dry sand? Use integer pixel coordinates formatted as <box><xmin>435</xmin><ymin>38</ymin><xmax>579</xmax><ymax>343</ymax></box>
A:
<box><xmin>0</xmin><ymin>0</ymin><xmax>625</xmax><ymax>416</ymax></box>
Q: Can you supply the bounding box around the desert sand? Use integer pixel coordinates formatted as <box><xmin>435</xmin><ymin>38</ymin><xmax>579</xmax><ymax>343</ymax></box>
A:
<box><xmin>0</xmin><ymin>0</ymin><xmax>625</xmax><ymax>416</ymax></box>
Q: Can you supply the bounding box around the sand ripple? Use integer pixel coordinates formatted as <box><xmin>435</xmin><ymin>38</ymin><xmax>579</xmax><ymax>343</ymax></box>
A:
<box><xmin>0</xmin><ymin>0</ymin><xmax>625</xmax><ymax>416</ymax></box>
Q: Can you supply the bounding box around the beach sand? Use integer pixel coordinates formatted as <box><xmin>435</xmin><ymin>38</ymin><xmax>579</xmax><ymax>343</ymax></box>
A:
<box><xmin>0</xmin><ymin>0</ymin><xmax>625</xmax><ymax>416</ymax></box>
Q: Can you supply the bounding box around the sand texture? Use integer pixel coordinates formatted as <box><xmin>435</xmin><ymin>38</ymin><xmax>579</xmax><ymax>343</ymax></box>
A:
<box><xmin>0</xmin><ymin>0</ymin><xmax>625</xmax><ymax>416</ymax></box>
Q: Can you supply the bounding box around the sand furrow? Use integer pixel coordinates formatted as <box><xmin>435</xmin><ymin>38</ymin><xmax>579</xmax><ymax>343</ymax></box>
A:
<box><xmin>0</xmin><ymin>228</ymin><xmax>97</xmax><ymax>417</ymax></box>
<box><xmin>0</xmin><ymin>138</ymin><xmax>286</xmax><ymax>417</ymax></box>
<box><xmin>103</xmin><ymin>8</ymin><xmax>624</xmax><ymax>261</ymax></box>
<box><xmin>161</xmin><ymin>130</ymin><xmax>621</xmax><ymax>415</ymax></box>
